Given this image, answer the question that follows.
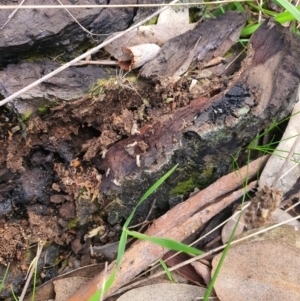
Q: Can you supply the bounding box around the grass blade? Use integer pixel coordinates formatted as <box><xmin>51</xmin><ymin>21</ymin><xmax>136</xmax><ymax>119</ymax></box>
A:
<box><xmin>275</xmin><ymin>0</ymin><xmax>300</xmax><ymax>22</ymax></box>
<box><xmin>159</xmin><ymin>259</ymin><xmax>175</xmax><ymax>282</ymax></box>
<box><xmin>0</xmin><ymin>263</ymin><xmax>10</xmax><ymax>292</ymax></box>
<box><xmin>89</xmin><ymin>164</ymin><xmax>178</xmax><ymax>300</ymax></box>
<box><xmin>125</xmin><ymin>230</ymin><xmax>203</xmax><ymax>256</ymax></box>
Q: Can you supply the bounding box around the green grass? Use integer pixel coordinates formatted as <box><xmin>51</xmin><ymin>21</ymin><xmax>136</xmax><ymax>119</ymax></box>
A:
<box><xmin>0</xmin><ymin>264</ymin><xmax>10</xmax><ymax>293</ymax></box>
<box><xmin>2</xmin><ymin>1</ymin><xmax>300</xmax><ymax>300</ymax></box>
<box><xmin>204</xmin><ymin>0</ymin><xmax>300</xmax><ymax>37</ymax></box>
<box><xmin>159</xmin><ymin>259</ymin><xmax>175</xmax><ymax>282</ymax></box>
<box><xmin>93</xmin><ymin>111</ymin><xmax>299</xmax><ymax>301</ymax></box>
<box><xmin>90</xmin><ymin>164</ymin><xmax>185</xmax><ymax>301</ymax></box>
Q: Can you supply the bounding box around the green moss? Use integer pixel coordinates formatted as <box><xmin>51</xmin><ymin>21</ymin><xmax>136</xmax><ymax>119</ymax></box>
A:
<box><xmin>189</xmin><ymin>7</ymin><xmax>204</xmax><ymax>23</ymax></box>
<box><xmin>24</xmin><ymin>248</ymin><xmax>33</xmax><ymax>262</ymax></box>
<box><xmin>144</xmin><ymin>16</ymin><xmax>158</xmax><ymax>25</ymax></box>
<box><xmin>20</xmin><ymin>110</ymin><xmax>32</xmax><ymax>122</ymax></box>
<box><xmin>170</xmin><ymin>175</ymin><xmax>197</xmax><ymax>196</ymax></box>
<box><xmin>68</xmin><ymin>218</ymin><xmax>78</xmax><ymax>229</ymax></box>
<box><xmin>89</xmin><ymin>78</ymin><xmax>111</xmax><ymax>98</ymax></box>
<box><xmin>198</xmin><ymin>164</ymin><xmax>214</xmax><ymax>185</ymax></box>
<box><xmin>170</xmin><ymin>165</ymin><xmax>215</xmax><ymax>197</ymax></box>
<box><xmin>23</xmin><ymin>54</ymin><xmax>45</xmax><ymax>63</ymax></box>
<box><xmin>38</xmin><ymin>106</ymin><xmax>48</xmax><ymax>114</ymax></box>
<box><xmin>38</xmin><ymin>100</ymin><xmax>58</xmax><ymax>114</ymax></box>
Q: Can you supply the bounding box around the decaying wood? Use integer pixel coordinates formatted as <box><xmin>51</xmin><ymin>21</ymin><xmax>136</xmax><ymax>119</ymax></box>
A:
<box><xmin>67</xmin><ymin>157</ymin><xmax>263</xmax><ymax>300</ymax></box>
<box><xmin>139</xmin><ymin>11</ymin><xmax>247</xmax><ymax>81</ymax></box>
<box><xmin>98</xmin><ymin>18</ymin><xmax>300</xmax><ymax>226</ymax></box>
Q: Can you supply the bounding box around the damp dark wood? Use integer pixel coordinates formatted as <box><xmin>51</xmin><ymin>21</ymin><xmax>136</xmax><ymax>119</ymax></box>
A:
<box><xmin>98</xmin><ymin>19</ymin><xmax>300</xmax><ymax>225</ymax></box>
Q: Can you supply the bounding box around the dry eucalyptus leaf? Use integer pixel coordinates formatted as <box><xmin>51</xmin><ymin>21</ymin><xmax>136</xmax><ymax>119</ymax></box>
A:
<box><xmin>116</xmin><ymin>283</ymin><xmax>207</xmax><ymax>301</ymax></box>
<box><xmin>221</xmin><ymin>210</ymin><xmax>245</xmax><ymax>244</ymax></box>
<box><xmin>259</xmin><ymin>89</ymin><xmax>300</xmax><ymax>193</ymax></box>
<box><xmin>118</xmin><ymin>43</ymin><xmax>161</xmax><ymax>71</ymax></box>
<box><xmin>104</xmin><ymin>24</ymin><xmax>196</xmax><ymax>60</ymax></box>
<box><xmin>54</xmin><ymin>277</ymin><xmax>90</xmax><ymax>301</ymax></box>
<box><xmin>157</xmin><ymin>6</ymin><xmax>189</xmax><ymax>25</ymax></box>
<box><xmin>213</xmin><ymin>225</ymin><xmax>300</xmax><ymax>301</ymax></box>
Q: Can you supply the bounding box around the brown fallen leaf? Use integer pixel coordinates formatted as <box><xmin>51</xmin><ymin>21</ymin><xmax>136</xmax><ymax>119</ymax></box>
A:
<box><xmin>54</xmin><ymin>276</ymin><xmax>90</xmax><ymax>301</ymax></box>
<box><xmin>162</xmin><ymin>251</ymin><xmax>204</xmax><ymax>286</ymax></box>
<box><xmin>104</xmin><ymin>7</ymin><xmax>193</xmax><ymax>60</ymax></box>
<box><xmin>24</xmin><ymin>264</ymin><xmax>103</xmax><ymax>301</ymax></box>
<box><xmin>213</xmin><ymin>225</ymin><xmax>300</xmax><ymax>301</ymax></box>
<box><xmin>190</xmin><ymin>261</ymin><xmax>211</xmax><ymax>286</ymax></box>
<box><xmin>116</xmin><ymin>283</ymin><xmax>207</xmax><ymax>301</ymax></box>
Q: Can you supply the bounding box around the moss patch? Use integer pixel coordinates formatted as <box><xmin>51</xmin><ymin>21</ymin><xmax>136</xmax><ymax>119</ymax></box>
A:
<box><xmin>170</xmin><ymin>165</ymin><xmax>215</xmax><ymax>197</ymax></box>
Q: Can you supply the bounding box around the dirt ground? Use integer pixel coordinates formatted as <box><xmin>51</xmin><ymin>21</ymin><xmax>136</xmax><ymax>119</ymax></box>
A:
<box><xmin>0</xmin><ymin>70</ymin><xmax>226</xmax><ymax>297</ymax></box>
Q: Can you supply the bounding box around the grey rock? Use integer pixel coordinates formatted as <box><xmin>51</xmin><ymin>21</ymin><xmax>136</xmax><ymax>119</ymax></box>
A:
<box><xmin>0</xmin><ymin>59</ymin><xmax>111</xmax><ymax>114</ymax></box>
<box><xmin>0</xmin><ymin>0</ymin><xmax>135</xmax><ymax>66</ymax></box>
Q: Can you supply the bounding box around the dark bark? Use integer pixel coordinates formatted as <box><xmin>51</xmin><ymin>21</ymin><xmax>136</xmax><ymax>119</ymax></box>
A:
<box><xmin>140</xmin><ymin>11</ymin><xmax>247</xmax><ymax>81</ymax></box>
<box><xmin>97</xmin><ymin>19</ymin><xmax>300</xmax><ymax>225</ymax></box>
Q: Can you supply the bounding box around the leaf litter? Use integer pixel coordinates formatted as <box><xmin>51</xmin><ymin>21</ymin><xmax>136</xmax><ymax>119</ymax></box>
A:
<box><xmin>1</xmin><ymin>4</ymin><xmax>300</xmax><ymax>301</ymax></box>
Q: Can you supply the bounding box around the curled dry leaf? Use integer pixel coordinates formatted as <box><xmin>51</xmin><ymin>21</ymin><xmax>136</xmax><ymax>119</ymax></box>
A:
<box><xmin>259</xmin><ymin>89</ymin><xmax>300</xmax><ymax>193</ymax></box>
<box><xmin>118</xmin><ymin>44</ymin><xmax>161</xmax><ymax>71</ymax></box>
<box><xmin>213</xmin><ymin>225</ymin><xmax>300</xmax><ymax>301</ymax></box>
<box><xmin>221</xmin><ymin>208</ymin><xmax>246</xmax><ymax>244</ymax></box>
<box><xmin>104</xmin><ymin>7</ymin><xmax>193</xmax><ymax>60</ymax></box>
<box><xmin>116</xmin><ymin>283</ymin><xmax>207</xmax><ymax>301</ymax></box>
<box><xmin>190</xmin><ymin>261</ymin><xmax>211</xmax><ymax>286</ymax></box>
<box><xmin>156</xmin><ymin>6</ymin><xmax>190</xmax><ymax>25</ymax></box>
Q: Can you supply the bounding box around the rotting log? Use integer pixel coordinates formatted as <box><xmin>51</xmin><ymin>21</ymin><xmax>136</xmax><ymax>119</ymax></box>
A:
<box><xmin>96</xmin><ymin>18</ymin><xmax>300</xmax><ymax>225</ymax></box>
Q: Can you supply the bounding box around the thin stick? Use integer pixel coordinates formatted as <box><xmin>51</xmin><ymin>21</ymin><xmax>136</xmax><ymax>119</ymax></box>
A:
<box><xmin>56</xmin><ymin>0</ymin><xmax>106</xmax><ymax>37</ymax></box>
<box><xmin>72</xmin><ymin>60</ymin><xmax>118</xmax><ymax>66</ymax></box>
<box><xmin>0</xmin><ymin>0</ymin><xmax>180</xmax><ymax>107</ymax></box>
<box><xmin>18</xmin><ymin>241</ymin><xmax>44</xmax><ymax>301</ymax></box>
<box><xmin>0</xmin><ymin>0</ymin><xmax>26</xmax><ymax>29</ymax></box>
<box><xmin>272</xmin><ymin>88</ymin><xmax>300</xmax><ymax>187</ymax></box>
<box><xmin>0</xmin><ymin>1</ymin><xmax>253</xmax><ymax>9</ymax></box>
